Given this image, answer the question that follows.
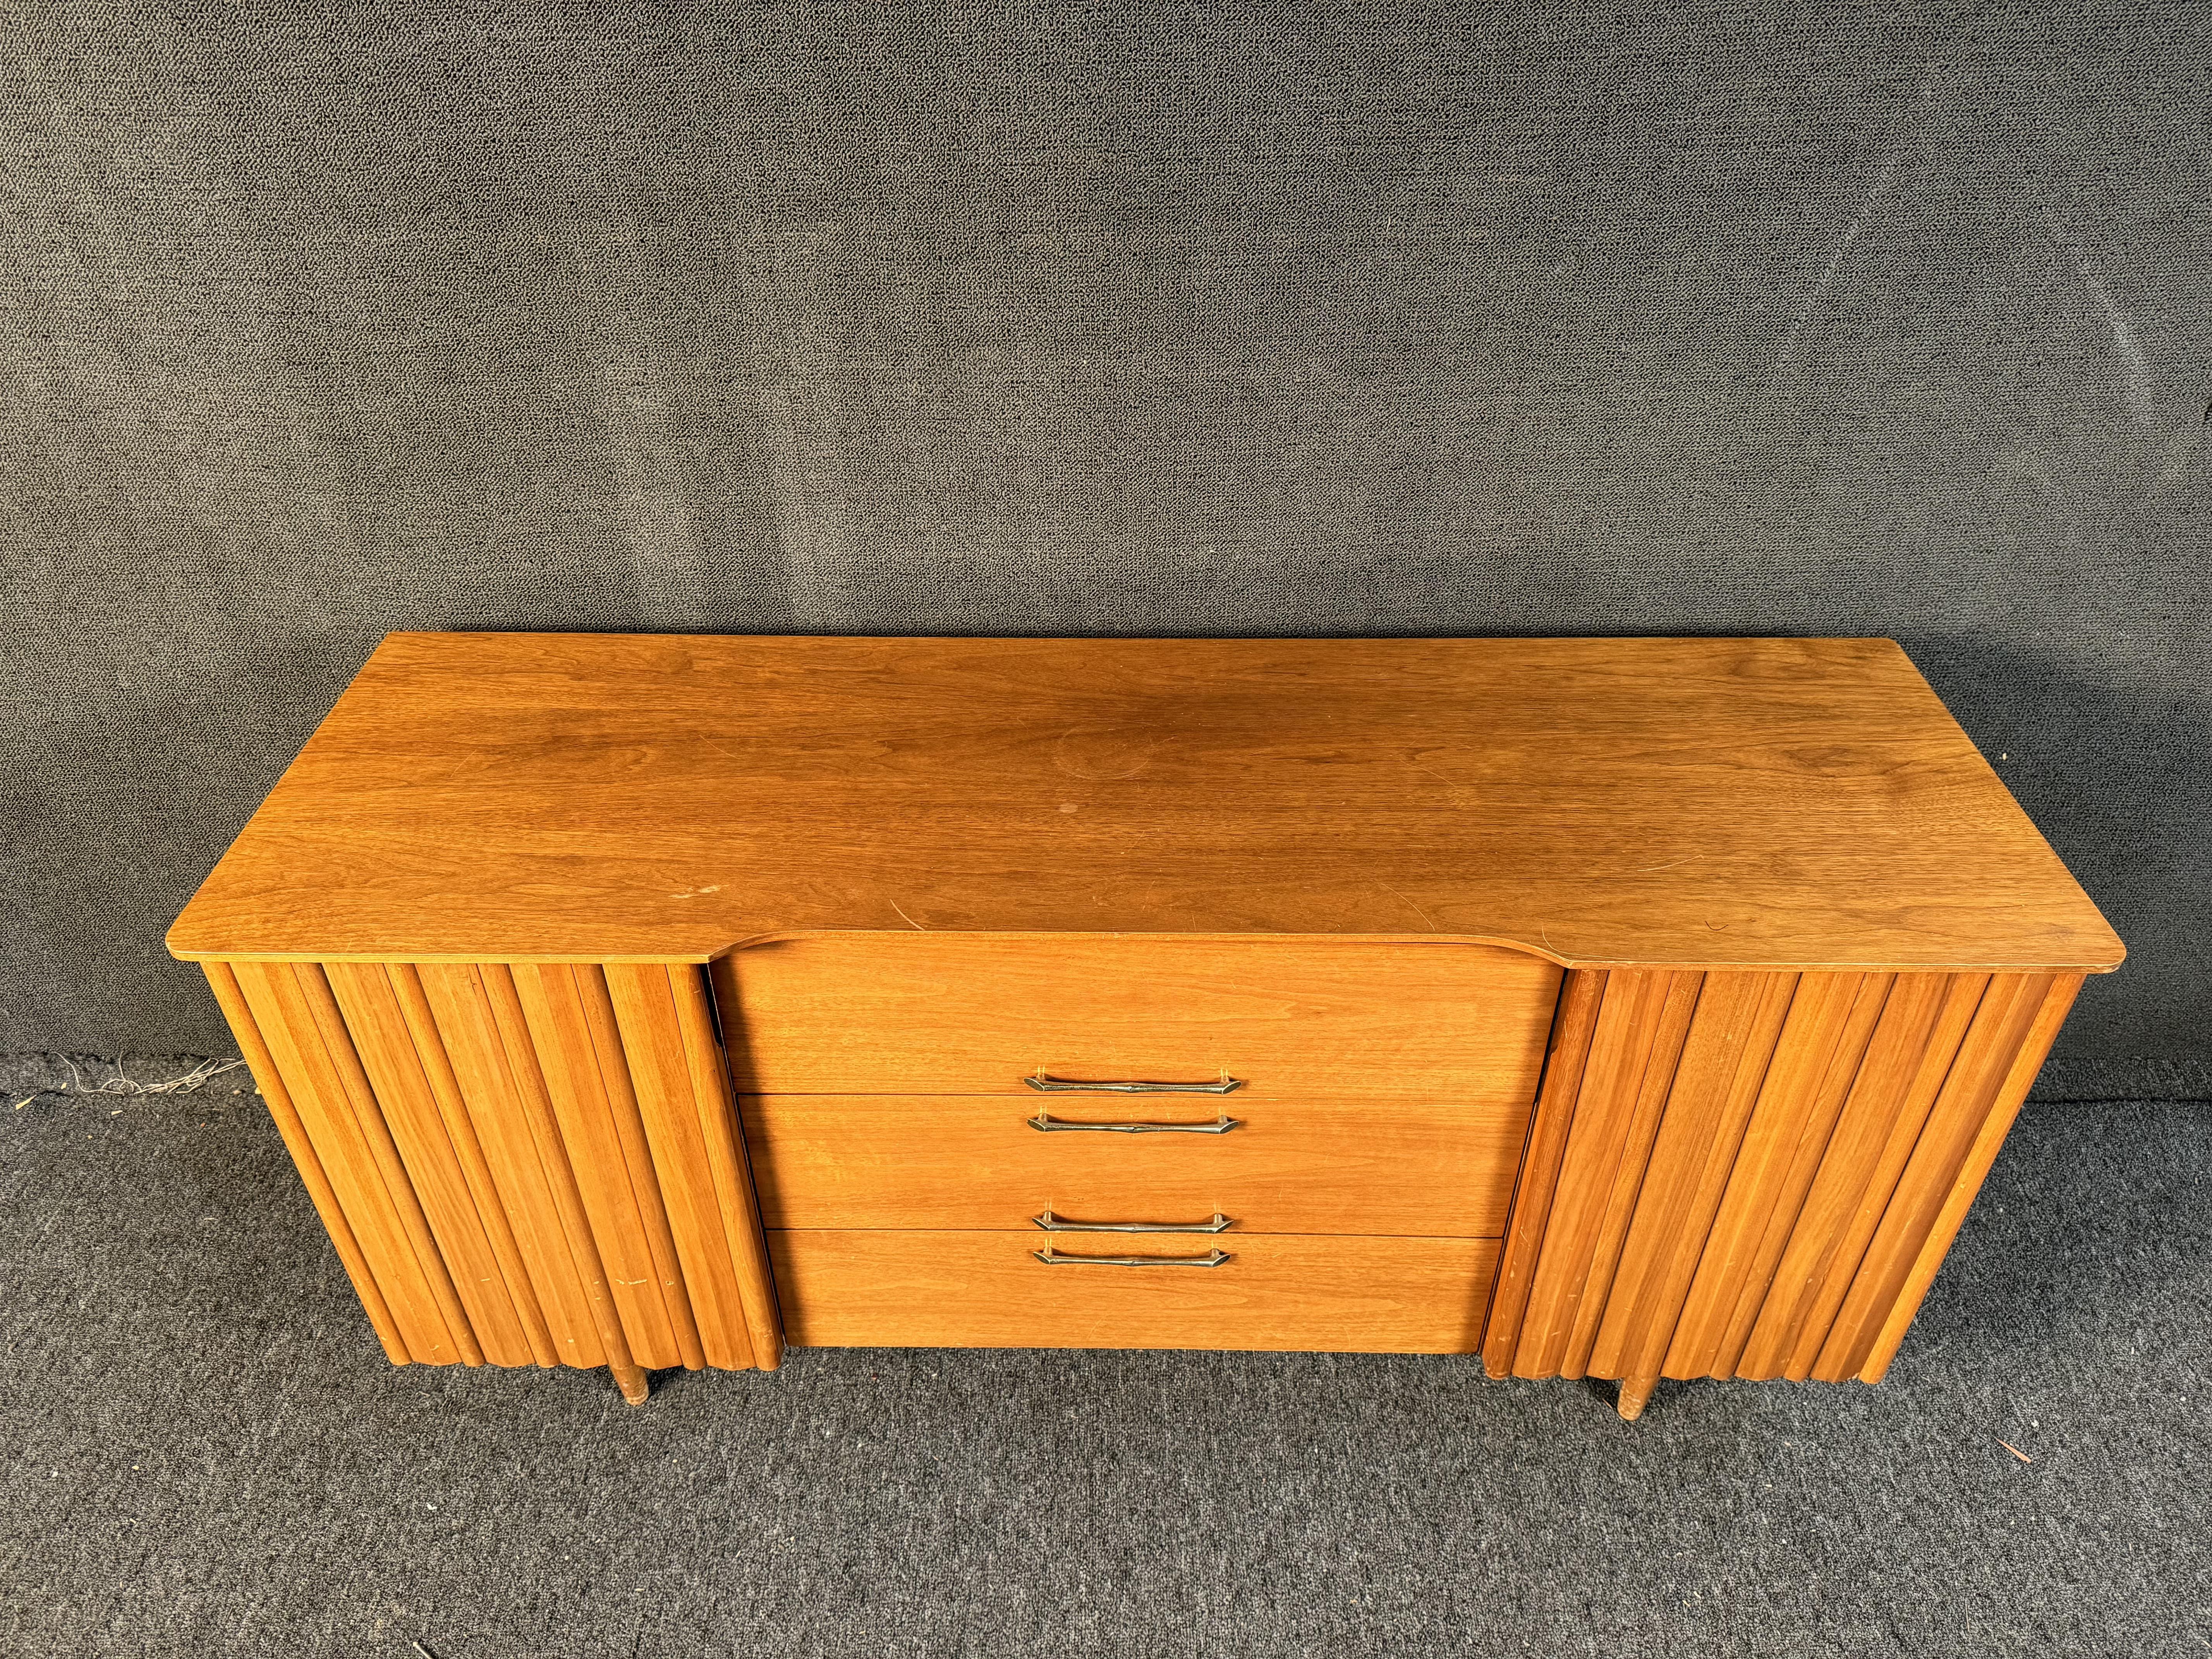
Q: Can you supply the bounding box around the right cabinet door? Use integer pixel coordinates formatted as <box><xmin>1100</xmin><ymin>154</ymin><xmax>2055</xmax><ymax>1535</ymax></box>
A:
<box><xmin>1483</xmin><ymin>966</ymin><xmax>2082</xmax><ymax>1415</ymax></box>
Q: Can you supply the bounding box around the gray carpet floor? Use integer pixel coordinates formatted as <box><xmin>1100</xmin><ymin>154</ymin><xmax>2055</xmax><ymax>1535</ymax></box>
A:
<box><xmin>3</xmin><ymin>1059</ymin><xmax>2207</xmax><ymax>1657</ymax></box>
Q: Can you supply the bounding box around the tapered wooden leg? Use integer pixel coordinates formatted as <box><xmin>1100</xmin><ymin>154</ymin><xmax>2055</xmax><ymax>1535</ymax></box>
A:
<box><xmin>1617</xmin><ymin>1375</ymin><xmax>1656</xmax><ymax>1421</ymax></box>
<box><xmin>613</xmin><ymin>1361</ymin><xmax>650</xmax><ymax>1405</ymax></box>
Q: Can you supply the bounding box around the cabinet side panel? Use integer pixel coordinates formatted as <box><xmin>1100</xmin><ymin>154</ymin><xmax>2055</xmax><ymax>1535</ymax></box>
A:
<box><xmin>1824</xmin><ymin>973</ymin><xmax>2078</xmax><ymax>1382</ymax></box>
<box><xmin>324</xmin><ymin>962</ymin><xmax>534</xmax><ymax>1367</ymax></box>
<box><xmin>1664</xmin><ymin>974</ymin><xmax>1861</xmax><ymax>1377</ymax></box>
<box><xmin>1492</xmin><ymin>965</ymin><xmax>2084</xmax><ymax>1409</ymax></box>
<box><xmin>603</xmin><ymin>964</ymin><xmax>758</xmax><ymax>1371</ymax></box>
<box><xmin>203</xmin><ymin>962</ymin><xmax>410</xmax><ymax>1365</ymax></box>
<box><xmin>1482</xmin><ymin>969</ymin><xmax>1605</xmax><ymax>1378</ymax></box>
<box><xmin>416</xmin><ymin>963</ymin><xmax>605</xmax><ymax>1367</ymax></box>
<box><xmin>228</xmin><ymin>960</ymin><xmax>458</xmax><ymax>1363</ymax></box>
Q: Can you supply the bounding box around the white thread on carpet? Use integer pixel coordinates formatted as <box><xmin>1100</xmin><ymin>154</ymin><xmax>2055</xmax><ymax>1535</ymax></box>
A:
<box><xmin>61</xmin><ymin>1056</ymin><xmax>246</xmax><ymax>1097</ymax></box>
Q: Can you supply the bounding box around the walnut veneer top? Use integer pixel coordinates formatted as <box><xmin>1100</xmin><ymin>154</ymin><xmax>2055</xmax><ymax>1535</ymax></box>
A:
<box><xmin>168</xmin><ymin>634</ymin><xmax>2123</xmax><ymax>973</ymax></box>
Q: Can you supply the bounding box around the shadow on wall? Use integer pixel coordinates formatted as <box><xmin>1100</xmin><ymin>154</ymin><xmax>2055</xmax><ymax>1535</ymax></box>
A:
<box><xmin>4</xmin><ymin>6</ymin><xmax>2209</xmax><ymax>1056</ymax></box>
<box><xmin>1906</xmin><ymin>635</ymin><xmax>2211</xmax><ymax>1058</ymax></box>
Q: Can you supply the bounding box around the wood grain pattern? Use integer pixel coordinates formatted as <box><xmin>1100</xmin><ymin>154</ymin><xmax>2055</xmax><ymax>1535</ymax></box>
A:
<box><xmin>1480</xmin><ymin>970</ymin><xmax>1604</xmax><ymax>1379</ymax></box>
<box><xmin>1512</xmin><ymin>970</ymin><xmax>1680</xmax><ymax>1379</ymax></box>
<box><xmin>323</xmin><ymin>961</ymin><xmax>530</xmax><ymax>1366</ymax></box>
<box><xmin>742</xmin><ymin>1091</ymin><xmax>1534</xmax><ymax>1236</ymax></box>
<box><xmin>1681</xmin><ymin>972</ymin><xmax>1896</xmax><ymax>1379</ymax></box>
<box><xmin>205</xmin><ymin>958</ymin><xmax>778</xmax><ymax>1386</ymax></box>
<box><xmin>574</xmin><ymin>965</ymin><xmax>706</xmax><ymax>1369</ymax></box>
<box><xmin>508</xmin><ymin>963</ymin><xmax>691</xmax><ymax>1371</ymax></box>
<box><xmin>167</xmin><ymin>634</ymin><xmax>2123</xmax><ymax>974</ymax></box>
<box><xmin>712</xmin><ymin>935</ymin><xmax>1561</xmax><ymax>1101</ymax></box>
<box><xmin>668</xmin><ymin>963</ymin><xmax>786</xmax><ymax>1370</ymax></box>
<box><xmin>172</xmin><ymin>636</ymin><xmax>2111</xmax><ymax>1410</ymax></box>
<box><xmin>1710</xmin><ymin>972</ymin><xmax>1898</xmax><ymax>1381</ymax></box>
<box><xmin>1755</xmin><ymin>973</ymin><xmax>1980</xmax><ymax>1382</ymax></box>
<box><xmin>481</xmin><ymin>963</ymin><xmax>651</xmax><ymax>1395</ymax></box>
<box><xmin>1588</xmin><ymin>971</ymin><xmax>1798</xmax><ymax>1407</ymax></box>
<box><xmin>416</xmin><ymin>963</ymin><xmax>606</xmax><ymax>1366</ymax></box>
<box><xmin>1558</xmin><ymin>970</ymin><xmax>1703</xmax><ymax>1379</ymax></box>
<box><xmin>1815</xmin><ymin>974</ymin><xmax>2063</xmax><ymax>1381</ymax></box>
<box><xmin>1486</xmin><ymin>967</ymin><xmax>2082</xmax><ymax>1417</ymax></box>
<box><xmin>604</xmin><ymin>963</ymin><xmax>759</xmax><ymax>1370</ymax></box>
<box><xmin>388</xmin><ymin>963</ymin><xmax>561</xmax><ymax>1367</ymax></box>
<box><xmin>1854</xmin><ymin>974</ymin><xmax>2083</xmax><ymax>1383</ymax></box>
<box><xmin>294</xmin><ymin>962</ymin><xmax>484</xmax><ymax>1365</ymax></box>
<box><xmin>772</xmin><ymin>1230</ymin><xmax>1499</xmax><ymax>1353</ymax></box>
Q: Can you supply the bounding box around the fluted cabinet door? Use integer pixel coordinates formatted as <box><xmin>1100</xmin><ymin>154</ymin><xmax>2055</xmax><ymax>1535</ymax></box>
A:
<box><xmin>204</xmin><ymin>959</ymin><xmax>785</xmax><ymax>1392</ymax></box>
<box><xmin>1483</xmin><ymin>966</ymin><xmax>2082</xmax><ymax>1419</ymax></box>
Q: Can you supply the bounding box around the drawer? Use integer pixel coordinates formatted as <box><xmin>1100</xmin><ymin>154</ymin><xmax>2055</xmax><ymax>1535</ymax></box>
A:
<box><xmin>712</xmin><ymin>935</ymin><xmax>1562</xmax><ymax>1099</ymax></box>
<box><xmin>743</xmin><ymin>1093</ymin><xmax>1531</xmax><ymax>1235</ymax></box>
<box><xmin>769</xmin><ymin>1229</ymin><xmax>1499</xmax><ymax>1353</ymax></box>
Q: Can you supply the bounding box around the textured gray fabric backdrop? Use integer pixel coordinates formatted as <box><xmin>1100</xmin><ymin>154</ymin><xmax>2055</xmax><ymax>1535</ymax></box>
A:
<box><xmin>4</xmin><ymin>4</ymin><xmax>2207</xmax><ymax>1057</ymax></box>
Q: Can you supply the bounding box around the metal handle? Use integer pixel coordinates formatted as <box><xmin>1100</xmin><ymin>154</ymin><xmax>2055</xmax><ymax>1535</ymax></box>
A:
<box><xmin>1025</xmin><ymin>1073</ymin><xmax>1245</xmax><ymax>1095</ymax></box>
<box><xmin>1031</xmin><ymin>1206</ymin><xmax>1232</xmax><ymax>1234</ymax></box>
<box><xmin>1032</xmin><ymin>1245</ymin><xmax>1233</xmax><ymax>1267</ymax></box>
<box><xmin>1027</xmin><ymin>1110</ymin><xmax>1242</xmax><ymax>1135</ymax></box>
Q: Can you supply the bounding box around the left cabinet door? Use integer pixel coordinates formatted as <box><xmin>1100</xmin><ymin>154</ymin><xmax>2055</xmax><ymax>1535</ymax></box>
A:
<box><xmin>203</xmin><ymin>959</ymin><xmax>784</xmax><ymax>1391</ymax></box>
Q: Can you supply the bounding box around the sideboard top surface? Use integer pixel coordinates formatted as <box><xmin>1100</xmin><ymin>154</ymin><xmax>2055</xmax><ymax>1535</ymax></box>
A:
<box><xmin>167</xmin><ymin>633</ymin><xmax>2123</xmax><ymax>973</ymax></box>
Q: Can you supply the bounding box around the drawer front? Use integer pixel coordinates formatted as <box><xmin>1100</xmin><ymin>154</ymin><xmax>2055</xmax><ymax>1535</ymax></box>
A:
<box><xmin>744</xmin><ymin>1093</ymin><xmax>1531</xmax><ymax>1236</ymax></box>
<box><xmin>713</xmin><ymin>935</ymin><xmax>1562</xmax><ymax>1099</ymax></box>
<box><xmin>770</xmin><ymin>1230</ymin><xmax>1499</xmax><ymax>1353</ymax></box>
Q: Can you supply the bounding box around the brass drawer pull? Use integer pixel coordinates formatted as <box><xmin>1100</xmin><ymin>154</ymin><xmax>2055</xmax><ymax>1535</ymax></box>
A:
<box><xmin>1033</xmin><ymin>1245</ymin><xmax>1233</xmax><ymax>1267</ymax></box>
<box><xmin>1026</xmin><ymin>1109</ymin><xmax>1242</xmax><ymax>1135</ymax></box>
<box><xmin>1031</xmin><ymin>1206</ymin><xmax>1233</xmax><ymax>1234</ymax></box>
<box><xmin>1025</xmin><ymin>1073</ymin><xmax>1245</xmax><ymax>1095</ymax></box>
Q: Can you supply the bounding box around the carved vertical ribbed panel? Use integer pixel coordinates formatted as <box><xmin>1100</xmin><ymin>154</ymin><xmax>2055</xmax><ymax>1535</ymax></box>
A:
<box><xmin>603</xmin><ymin>963</ymin><xmax>785</xmax><ymax>1372</ymax></box>
<box><xmin>322</xmin><ymin>960</ymin><xmax>535</xmax><ymax>1367</ymax></box>
<box><xmin>507</xmin><ymin>962</ymin><xmax>690</xmax><ymax>1372</ymax></box>
<box><xmin>1485</xmin><ymin>966</ymin><xmax>2083</xmax><ymax>1417</ymax></box>
<box><xmin>203</xmin><ymin>959</ymin><xmax>785</xmax><ymax>1391</ymax></box>
<box><xmin>1587</xmin><ymin>971</ymin><xmax>1799</xmax><ymax>1391</ymax></box>
<box><xmin>226</xmin><ymin>960</ymin><xmax>465</xmax><ymax>1365</ymax></box>
<box><xmin>414</xmin><ymin>962</ymin><xmax>610</xmax><ymax>1367</ymax></box>
<box><xmin>203</xmin><ymin>962</ymin><xmax>413</xmax><ymax>1366</ymax></box>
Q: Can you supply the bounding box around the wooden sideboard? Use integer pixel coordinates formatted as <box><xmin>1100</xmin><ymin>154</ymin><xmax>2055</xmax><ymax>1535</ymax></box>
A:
<box><xmin>170</xmin><ymin>635</ymin><xmax>2121</xmax><ymax>1419</ymax></box>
